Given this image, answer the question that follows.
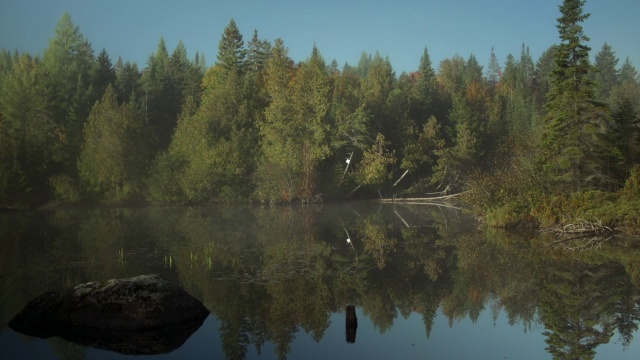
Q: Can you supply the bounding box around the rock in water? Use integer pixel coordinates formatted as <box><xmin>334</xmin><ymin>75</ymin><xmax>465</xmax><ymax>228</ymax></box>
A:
<box><xmin>9</xmin><ymin>274</ymin><xmax>209</xmax><ymax>355</ymax></box>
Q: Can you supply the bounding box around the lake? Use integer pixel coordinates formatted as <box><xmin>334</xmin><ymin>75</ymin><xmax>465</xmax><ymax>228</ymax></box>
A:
<box><xmin>1</xmin><ymin>203</ymin><xmax>639</xmax><ymax>359</ymax></box>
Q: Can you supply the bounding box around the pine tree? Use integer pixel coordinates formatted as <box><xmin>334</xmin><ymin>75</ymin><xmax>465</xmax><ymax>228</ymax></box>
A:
<box><xmin>541</xmin><ymin>0</ymin><xmax>622</xmax><ymax>191</ymax></box>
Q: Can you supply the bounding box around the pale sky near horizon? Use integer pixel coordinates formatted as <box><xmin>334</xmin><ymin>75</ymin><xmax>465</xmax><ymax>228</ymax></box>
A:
<box><xmin>0</xmin><ymin>0</ymin><xmax>638</xmax><ymax>75</ymax></box>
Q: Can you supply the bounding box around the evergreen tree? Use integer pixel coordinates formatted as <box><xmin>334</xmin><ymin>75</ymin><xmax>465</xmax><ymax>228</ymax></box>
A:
<box><xmin>141</xmin><ymin>38</ymin><xmax>191</xmax><ymax>151</ymax></box>
<box><xmin>612</xmin><ymin>98</ymin><xmax>640</xmax><ymax>172</ymax></box>
<box><xmin>500</xmin><ymin>49</ymin><xmax>538</xmax><ymax>135</ymax></box>
<box><xmin>463</xmin><ymin>54</ymin><xmax>483</xmax><ymax>88</ymax></box>
<box><xmin>246</xmin><ymin>29</ymin><xmax>271</xmax><ymax>74</ymax></box>
<box><xmin>593</xmin><ymin>43</ymin><xmax>619</xmax><ymax>103</ymax></box>
<box><xmin>114</xmin><ymin>57</ymin><xmax>141</xmax><ymax>104</ymax></box>
<box><xmin>487</xmin><ymin>47</ymin><xmax>501</xmax><ymax>89</ymax></box>
<box><xmin>42</xmin><ymin>12</ymin><xmax>95</xmax><ymax>174</ymax></box>
<box><xmin>361</xmin><ymin>53</ymin><xmax>395</xmax><ymax>139</ymax></box>
<box><xmin>400</xmin><ymin>116</ymin><xmax>446</xmax><ymax>190</ymax></box>
<box><xmin>608</xmin><ymin>58</ymin><xmax>640</xmax><ymax>115</ymax></box>
<box><xmin>432</xmin><ymin>95</ymin><xmax>481</xmax><ymax>190</ymax></box>
<box><xmin>518</xmin><ymin>44</ymin><xmax>535</xmax><ymax>94</ymax></box>
<box><xmin>217</xmin><ymin>19</ymin><xmax>246</xmax><ymax>72</ymax></box>
<box><xmin>91</xmin><ymin>48</ymin><xmax>116</xmax><ymax>103</ymax></box>
<box><xmin>141</xmin><ymin>38</ymin><xmax>170</xmax><ymax>142</ymax></box>
<box><xmin>355</xmin><ymin>52</ymin><xmax>372</xmax><ymax>78</ymax></box>
<box><xmin>502</xmin><ymin>54</ymin><xmax>519</xmax><ymax>91</ymax></box>
<box><xmin>409</xmin><ymin>48</ymin><xmax>438</xmax><ymax>123</ymax></box>
<box><xmin>541</xmin><ymin>0</ymin><xmax>622</xmax><ymax>191</ymax></box>
<box><xmin>534</xmin><ymin>45</ymin><xmax>558</xmax><ymax>108</ymax></box>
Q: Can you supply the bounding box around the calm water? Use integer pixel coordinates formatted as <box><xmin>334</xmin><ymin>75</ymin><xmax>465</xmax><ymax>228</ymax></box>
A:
<box><xmin>0</xmin><ymin>203</ymin><xmax>639</xmax><ymax>360</ymax></box>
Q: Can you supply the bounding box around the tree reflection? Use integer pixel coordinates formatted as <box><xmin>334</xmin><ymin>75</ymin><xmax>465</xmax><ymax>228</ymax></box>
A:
<box><xmin>540</xmin><ymin>260</ymin><xmax>637</xmax><ymax>359</ymax></box>
<box><xmin>1</xmin><ymin>204</ymin><xmax>639</xmax><ymax>360</ymax></box>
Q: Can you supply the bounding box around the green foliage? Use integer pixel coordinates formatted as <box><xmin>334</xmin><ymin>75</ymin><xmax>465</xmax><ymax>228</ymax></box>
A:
<box><xmin>77</xmin><ymin>86</ymin><xmax>149</xmax><ymax>203</ymax></box>
<box><xmin>257</xmin><ymin>42</ymin><xmax>332</xmax><ymax>202</ymax></box>
<box><xmin>1</xmin><ymin>9</ymin><xmax>639</xmax><ymax>212</ymax></box>
<box><xmin>463</xmin><ymin>135</ymin><xmax>544</xmax><ymax>227</ymax></box>
<box><xmin>401</xmin><ymin>116</ymin><xmax>446</xmax><ymax>191</ymax></box>
<box><xmin>146</xmin><ymin>151</ymin><xmax>185</xmax><ymax>204</ymax></box>
<box><xmin>0</xmin><ymin>53</ymin><xmax>55</xmax><ymax>206</ymax></box>
<box><xmin>593</xmin><ymin>43</ymin><xmax>619</xmax><ymax>103</ymax></box>
<box><xmin>43</xmin><ymin>12</ymin><xmax>95</xmax><ymax>170</ymax></box>
<box><xmin>48</xmin><ymin>174</ymin><xmax>81</xmax><ymax>203</ymax></box>
<box><xmin>540</xmin><ymin>0</ymin><xmax>624</xmax><ymax>192</ymax></box>
<box><xmin>354</xmin><ymin>133</ymin><xmax>396</xmax><ymax>193</ymax></box>
<box><xmin>217</xmin><ymin>19</ymin><xmax>246</xmax><ymax>72</ymax></box>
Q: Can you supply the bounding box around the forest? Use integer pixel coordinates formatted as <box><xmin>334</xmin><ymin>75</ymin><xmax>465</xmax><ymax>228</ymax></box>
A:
<box><xmin>0</xmin><ymin>0</ymin><xmax>639</xmax><ymax>228</ymax></box>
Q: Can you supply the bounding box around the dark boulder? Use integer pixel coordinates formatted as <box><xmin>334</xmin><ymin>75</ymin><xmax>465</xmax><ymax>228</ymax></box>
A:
<box><xmin>9</xmin><ymin>274</ymin><xmax>209</xmax><ymax>355</ymax></box>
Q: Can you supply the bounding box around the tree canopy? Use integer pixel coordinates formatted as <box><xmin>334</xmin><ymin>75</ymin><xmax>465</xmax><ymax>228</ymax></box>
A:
<box><xmin>0</xmin><ymin>3</ymin><xmax>639</xmax><ymax>210</ymax></box>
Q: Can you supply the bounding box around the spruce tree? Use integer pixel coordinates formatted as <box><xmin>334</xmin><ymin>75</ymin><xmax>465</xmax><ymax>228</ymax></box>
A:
<box><xmin>217</xmin><ymin>19</ymin><xmax>246</xmax><ymax>72</ymax></box>
<box><xmin>91</xmin><ymin>48</ymin><xmax>116</xmax><ymax>103</ymax></box>
<box><xmin>593</xmin><ymin>43</ymin><xmax>619</xmax><ymax>103</ymax></box>
<box><xmin>541</xmin><ymin>0</ymin><xmax>622</xmax><ymax>191</ymax></box>
<box><xmin>487</xmin><ymin>47</ymin><xmax>501</xmax><ymax>89</ymax></box>
<box><xmin>246</xmin><ymin>29</ymin><xmax>271</xmax><ymax>74</ymax></box>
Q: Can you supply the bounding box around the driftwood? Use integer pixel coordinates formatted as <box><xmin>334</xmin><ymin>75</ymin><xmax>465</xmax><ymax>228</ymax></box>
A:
<box><xmin>542</xmin><ymin>218</ymin><xmax>619</xmax><ymax>251</ymax></box>
<box><xmin>378</xmin><ymin>190</ymin><xmax>466</xmax><ymax>210</ymax></box>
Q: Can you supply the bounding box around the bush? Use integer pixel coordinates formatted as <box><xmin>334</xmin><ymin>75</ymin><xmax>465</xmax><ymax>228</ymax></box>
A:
<box><xmin>49</xmin><ymin>174</ymin><xmax>80</xmax><ymax>203</ymax></box>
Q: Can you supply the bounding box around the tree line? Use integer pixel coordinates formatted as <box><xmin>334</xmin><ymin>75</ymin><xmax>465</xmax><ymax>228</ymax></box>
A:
<box><xmin>1</xmin><ymin>1</ymin><xmax>639</xmax><ymax>209</ymax></box>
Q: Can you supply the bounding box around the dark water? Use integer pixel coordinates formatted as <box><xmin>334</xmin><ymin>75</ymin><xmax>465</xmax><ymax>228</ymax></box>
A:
<box><xmin>0</xmin><ymin>203</ymin><xmax>639</xmax><ymax>359</ymax></box>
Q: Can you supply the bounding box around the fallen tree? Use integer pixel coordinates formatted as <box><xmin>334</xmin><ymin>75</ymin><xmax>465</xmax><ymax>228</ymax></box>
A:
<box><xmin>541</xmin><ymin>218</ymin><xmax>619</xmax><ymax>251</ymax></box>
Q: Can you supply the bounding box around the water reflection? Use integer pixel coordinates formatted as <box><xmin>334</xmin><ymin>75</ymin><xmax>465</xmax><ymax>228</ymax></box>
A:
<box><xmin>0</xmin><ymin>203</ymin><xmax>639</xmax><ymax>359</ymax></box>
<box><xmin>345</xmin><ymin>305</ymin><xmax>358</xmax><ymax>344</ymax></box>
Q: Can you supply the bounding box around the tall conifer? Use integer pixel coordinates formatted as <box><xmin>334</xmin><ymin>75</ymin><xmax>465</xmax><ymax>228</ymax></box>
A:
<box><xmin>541</xmin><ymin>0</ymin><xmax>622</xmax><ymax>191</ymax></box>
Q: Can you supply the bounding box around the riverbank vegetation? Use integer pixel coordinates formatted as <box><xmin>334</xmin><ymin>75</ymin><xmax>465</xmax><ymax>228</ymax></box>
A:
<box><xmin>0</xmin><ymin>1</ymin><xmax>638</xmax><ymax>232</ymax></box>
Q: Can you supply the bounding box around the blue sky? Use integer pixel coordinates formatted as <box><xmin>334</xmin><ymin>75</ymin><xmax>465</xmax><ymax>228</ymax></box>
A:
<box><xmin>0</xmin><ymin>0</ymin><xmax>638</xmax><ymax>74</ymax></box>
